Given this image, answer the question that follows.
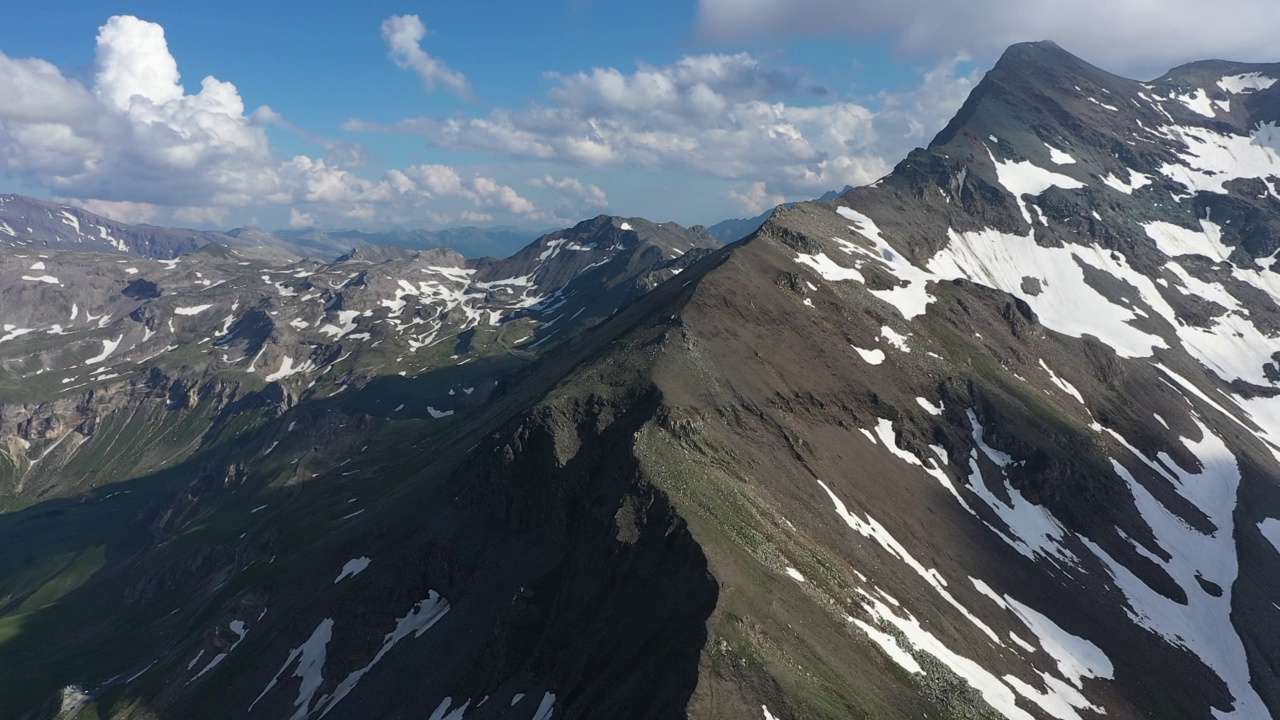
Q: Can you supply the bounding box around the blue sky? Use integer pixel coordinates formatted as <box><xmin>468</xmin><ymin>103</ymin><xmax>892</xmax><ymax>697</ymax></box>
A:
<box><xmin>1</xmin><ymin>0</ymin><xmax>1276</xmax><ymax>232</ymax></box>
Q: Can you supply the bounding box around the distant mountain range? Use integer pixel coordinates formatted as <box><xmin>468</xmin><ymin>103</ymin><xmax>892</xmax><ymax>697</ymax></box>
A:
<box><xmin>0</xmin><ymin>194</ymin><xmax>544</xmax><ymax>262</ymax></box>
<box><xmin>0</xmin><ymin>191</ymin><xmax>864</xmax><ymax>262</ymax></box>
<box><xmin>701</xmin><ymin>186</ymin><xmax>853</xmax><ymax>243</ymax></box>
<box><xmin>264</xmin><ymin>226</ymin><xmax>545</xmax><ymax>261</ymax></box>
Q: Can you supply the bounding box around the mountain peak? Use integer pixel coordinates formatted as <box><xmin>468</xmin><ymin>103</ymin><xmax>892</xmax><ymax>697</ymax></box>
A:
<box><xmin>983</xmin><ymin>40</ymin><xmax>1126</xmax><ymax>86</ymax></box>
<box><xmin>928</xmin><ymin>40</ymin><xmax>1137</xmax><ymax>150</ymax></box>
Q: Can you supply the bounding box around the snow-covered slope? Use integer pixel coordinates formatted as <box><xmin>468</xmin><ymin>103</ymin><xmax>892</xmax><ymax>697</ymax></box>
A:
<box><xmin>739</xmin><ymin>40</ymin><xmax>1280</xmax><ymax>719</ymax></box>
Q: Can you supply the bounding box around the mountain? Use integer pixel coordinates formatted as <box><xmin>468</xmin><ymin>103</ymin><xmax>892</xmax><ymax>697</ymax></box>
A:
<box><xmin>0</xmin><ymin>195</ymin><xmax>228</xmax><ymax>259</ymax></box>
<box><xmin>268</xmin><ymin>227</ymin><xmax>543</xmax><ymax>262</ymax></box>
<box><xmin>0</xmin><ymin>215</ymin><xmax>713</xmax><ymax>506</ymax></box>
<box><xmin>704</xmin><ymin>186</ymin><xmax>852</xmax><ymax>243</ymax></box>
<box><xmin>703</xmin><ymin>213</ymin><xmax>769</xmax><ymax>244</ymax></box>
<box><xmin>5</xmin><ymin>41</ymin><xmax>1280</xmax><ymax>720</ymax></box>
<box><xmin>0</xmin><ymin>194</ymin><xmax>544</xmax><ymax>262</ymax></box>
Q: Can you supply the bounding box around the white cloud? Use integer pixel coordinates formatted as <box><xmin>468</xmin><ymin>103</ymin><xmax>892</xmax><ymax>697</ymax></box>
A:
<box><xmin>0</xmin><ymin>15</ymin><xmax>543</xmax><ymax>229</ymax></box>
<box><xmin>288</xmin><ymin>207</ymin><xmax>317</xmax><ymax>227</ymax></box>
<box><xmin>531</xmin><ymin>175</ymin><xmax>609</xmax><ymax>220</ymax></box>
<box><xmin>172</xmin><ymin>205</ymin><xmax>228</xmax><ymax>225</ymax></box>
<box><xmin>406</xmin><ymin>164</ymin><xmax>466</xmax><ymax>196</ymax></box>
<box><xmin>381</xmin><ymin>15</ymin><xmax>472</xmax><ymax>99</ymax></box>
<box><xmin>94</xmin><ymin>15</ymin><xmax>184</xmax><ymax>112</ymax></box>
<box><xmin>538</xmin><ymin>176</ymin><xmax>608</xmax><ymax>206</ymax></box>
<box><xmin>695</xmin><ymin>0</ymin><xmax>1280</xmax><ymax>75</ymax></box>
<box><xmin>470</xmin><ymin>176</ymin><xmax>536</xmax><ymax>215</ymax></box>
<box><xmin>347</xmin><ymin>52</ymin><xmax>979</xmax><ymax>206</ymax></box>
<box><xmin>391</xmin><ymin>163</ymin><xmax>538</xmax><ymax>216</ymax></box>
<box><xmin>728</xmin><ymin>181</ymin><xmax>785</xmax><ymax>215</ymax></box>
<box><xmin>0</xmin><ymin>55</ymin><xmax>98</xmax><ymax>125</ymax></box>
<box><xmin>0</xmin><ymin>16</ymin><xmax>277</xmax><ymax>209</ymax></box>
<box><xmin>546</xmin><ymin>53</ymin><xmax>821</xmax><ymax>111</ymax></box>
<box><xmin>66</xmin><ymin>198</ymin><xmax>158</xmax><ymax>224</ymax></box>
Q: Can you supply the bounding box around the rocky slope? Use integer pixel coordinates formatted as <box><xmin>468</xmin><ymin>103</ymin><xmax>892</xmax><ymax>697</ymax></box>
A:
<box><xmin>0</xmin><ymin>195</ymin><xmax>226</xmax><ymax>260</ymax></box>
<box><xmin>4</xmin><ymin>41</ymin><xmax>1280</xmax><ymax>720</ymax></box>
<box><xmin>0</xmin><ymin>216</ymin><xmax>714</xmax><ymax>506</ymax></box>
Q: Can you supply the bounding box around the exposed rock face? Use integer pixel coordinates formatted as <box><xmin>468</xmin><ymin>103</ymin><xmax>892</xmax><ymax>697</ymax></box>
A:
<box><xmin>5</xmin><ymin>42</ymin><xmax>1280</xmax><ymax>720</ymax></box>
<box><xmin>0</xmin><ymin>194</ymin><xmax>217</xmax><ymax>258</ymax></box>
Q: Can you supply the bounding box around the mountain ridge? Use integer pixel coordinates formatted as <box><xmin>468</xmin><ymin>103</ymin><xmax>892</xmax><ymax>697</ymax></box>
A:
<box><xmin>3</xmin><ymin>40</ymin><xmax>1280</xmax><ymax>720</ymax></box>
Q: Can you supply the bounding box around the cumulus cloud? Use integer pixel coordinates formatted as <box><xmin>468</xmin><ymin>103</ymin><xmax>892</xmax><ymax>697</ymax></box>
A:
<box><xmin>94</xmin><ymin>15</ymin><xmax>185</xmax><ymax>112</ymax></box>
<box><xmin>728</xmin><ymin>181</ymin><xmax>786</xmax><ymax>215</ymax></box>
<box><xmin>288</xmin><ymin>208</ymin><xmax>317</xmax><ymax>227</ymax></box>
<box><xmin>67</xmin><ymin>198</ymin><xmax>159</xmax><ymax>224</ymax></box>
<box><xmin>696</xmin><ymin>0</ymin><xmax>1280</xmax><ymax>75</ymax></box>
<box><xmin>0</xmin><ymin>15</ymin><xmax>541</xmax><ymax>228</ymax></box>
<box><xmin>2</xmin><ymin>16</ymin><xmax>281</xmax><ymax>210</ymax></box>
<box><xmin>173</xmin><ymin>205</ymin><xmax>229</xmax><ymax>225</ymax></box>
<box><xmin>382</xmin><ymin>15</ymin><xmax>472</xmax><ymax>99</ymax></box>
<box><xmin>347</xmin><ymin>51</ymin><xmax>979</xmax><ymax>208</ymax></box>
<box><xmin>530</xmin><ymin>175</ymin><xmax>608</xmax><ymax>220</ymax></box>
<box><xmin>546</xmin><ymin>53</ymin><xmax>823</xmax><ymax>111</ymax></box>
<box><xmin>393</xmin><ymin>164</ymin><xmax>537</xmax><ymax>215</ymax></box>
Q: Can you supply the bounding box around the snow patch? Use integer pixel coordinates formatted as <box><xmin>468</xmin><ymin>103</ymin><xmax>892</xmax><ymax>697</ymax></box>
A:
<box><xmin>531</xmin><ymin>692</ymin><xmax>556</xmax><ymax>720</ymax></box>
<box><xmin>989</xmin><ymin>150</ymin><xmax>1085</xmax><ymax>225</ymax></box>
<box><xmin>1144</xmin><ymin>220</ymin><xmax>1232</xmax><ymax>262</ymax></box>
<box><xmin>795</xmin><ymin>252</ymin><xmax>864</xmax><ymax>282</ymax></box>
<box><xmin>851</xmin><ymin>616</ymin><xmax>923</xmax><ymax>674</ymax></box>
<box><xmin>1156</xmin><ymin>122</ymin><xmax>1280</xmax><ymax>196</ymax></box>
<box><xmin>880</xmin><ymin>326</ymin><xmax>910</xmax><ymax>353</ymax></box>
<box><xmin>315</xmin><ymin>592</ymin><xmax>451</xmax><ymax>717</ymax></box>
<box><xmin>1259</xmin><ymin>519</ymin><xmax>1280</xmax><ymax>554</ymax></box>
<box><xmin>1087</xmin><ymin>420</ymin><xmax>1267</xmax><ymax>718</ymax></box>
<box><xmin>965</xmin><ymin>410</ymin><xmax>1078</xmax><ymax>565</ymax></box>
<box><xmin>1046</xmin><ymin>146</ymin><xmax>1076</xmax><ymax>165</ymax></box>
<box><xmin>1172</xmin><ymin>88</ymin><xmax>1216</xmax><ymax>117</ymax></box>
<box><xmin>916</xmin><ymin>397</ymin><xmax>943</xmax><ymax>416</ymax></box>
<box><xmin>249</xmin><ymin>617</ymin><xmax>334</xmax><ymax>719</ymax></box>
<box><xmin>1038</xmin><ymin>360</ymin><xmax>1084</xmax><ymax>404</ymax></box>
<box><xmin>265</xmin><ymin>357</ymin><xmax>315</xmax><ymax>383</ymax></box>
<box><xmin>817</xmin><ymin>478</ymin><xmax>1003</xmax><ymax>645</ymax></box>
<box><xmin>85</xmin><ymin>336</ymin><xmax>123</xmax><ymax>365</ymax></box>
<box><xmin>1099</xmin><ymin>170</ymin><xmax>1153</xmax><ymax>194</ymax></box>
<box><xmin>835</xmin><ymin>206</ymin><xmax>936</xmax><ymax>318</ymax></box>
<box><xmin>426</xmin><ymin>698</ymin><xmax>470</xmax><ymax>720</ymax></box>
<box><xmin>930</xmin><ymin>227</ymin><xmax>1168</xmax><ymax>358</ymax></box>
<box><xmin>859</xmin><ymin>593</ymin><xmax>1032</xmax><ymax>720</ymax></box>
<box><xmin>852</xmin><ymin>345</ymin><xmax>885</xmax><ymax>365</ymax></box>
<box><xmin>1217</xmin><ymin>73</ymin><xmax>1277</xmax><ymax>94</ymax></box>
<box><xmin>334</xmin><ymin>557</ymin><xmax>371</xmax><ymax>584</ymax></box>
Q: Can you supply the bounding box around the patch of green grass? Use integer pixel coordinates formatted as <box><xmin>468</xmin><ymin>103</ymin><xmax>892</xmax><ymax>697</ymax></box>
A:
<box><xmin>0</xmin><ymin>614</ymin><xmax>25</xmax><ymax>646</ymax></box>
<box><xmin>16</xmin><ymin>545</ymin><xmax>106</xmax><ymax>613</ymax></box>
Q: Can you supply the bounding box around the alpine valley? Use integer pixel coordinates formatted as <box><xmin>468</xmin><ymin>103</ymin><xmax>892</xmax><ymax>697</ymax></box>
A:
<box><xmin>3</xmin><ymin>40</ymin><xmax>1280</xmax><ymax>720</ymax></box>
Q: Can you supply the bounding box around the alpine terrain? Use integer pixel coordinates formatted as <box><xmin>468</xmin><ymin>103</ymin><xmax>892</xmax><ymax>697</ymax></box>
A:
<box><xmin>3</xmin><ymin>40</ymin><xmax>1280</xmax><ymax>720</ymax></box>
<box><xmin>0</xmin><ymin>194</ymin><xmax>543</xmax><ymax>262</ymax></box>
